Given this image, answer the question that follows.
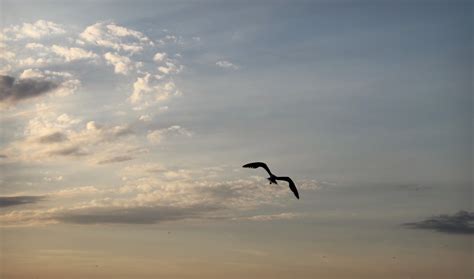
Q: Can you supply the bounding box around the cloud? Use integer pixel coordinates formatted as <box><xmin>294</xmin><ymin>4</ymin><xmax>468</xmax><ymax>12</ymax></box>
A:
<box><xmin>97</xmin><ymin>155</ymin><xmax>134</xmax><ymax>165</ymax></box>
<box><xmin>37</xmin><ymin>131</ymin><xmax>68</xmax><ymax>144</ymax></box>
<box><xmin>0</xmin><ymin>195</ymin><xmax>45</xmax><ymax>207</ymax></box>
<box><xmin>129</xmin><ymin>73</ymin><xmax>181</xmax><ymax>109</ymax></box>
<box><xmin>79</xmin><ymin>22</ymin><xmax>150</xmax><ymax>53</ymax></box>
<box><xmin>404</xmin><ymin>211</ymin><xmax>474</xmax><ymax>234</ymax></box>
<box><xmin>47</xmin><ymin>145</ymin><xmax>87</xmax><ymax>157</ymax></box>
<box><xmin>216</xmin><ymin>60</ymin><xmax>239</xmax><ymax>70</ymax></box>
<box><xmin>56</xmin><ymin>204</ymin><xmax>221</xmax><ymax>225</ymax></box>
<box><xmin>153</xmin><ymin>52</ymin><xmax>166</xmax><ymax>62</ymax></box>
<box><xmin>147</xmin><ymin>125</ymin><xmax>192</xmax><ymax>144</ymax></box>
<box><xmin>104</xmin><ymin>52</ymin><xmax>133</xmax><ymax>75</ymax></box>
<box><xmin>0</xmin><ymin>75</ymin><xmax>59</xmax><ymax>106</ymax></box>
<box><xmin>54</xmin><ymin>186</ymin><xmax>100</xmax><ymax>197</ymax></box>
<box><xmin>0</xmin><ymin>164</ymin><xmax>320</xmax><ymax>226</ymax></box>
<box><xmin>2</xmin><ymin>20</ymin><xmax>65</xmax><ymax>40</ymax></box>
<box><xmin>3</xmin><ymin>116</ymin><xmax>137</xmax><ymax>162</ymax></box>
<box><xmin>51</xmin><ymin>45</ymin><xmax>98</xmax><ymax>62</ymax></box>
<box><xmin>19</xmin><ymin>68</ymin><xmax>45</xmax><ymax>79</ymax></box>
<box><xmin>235</xmin><ymin>212</ymin><xmax>302</xmax><ymax>221</ymax></box>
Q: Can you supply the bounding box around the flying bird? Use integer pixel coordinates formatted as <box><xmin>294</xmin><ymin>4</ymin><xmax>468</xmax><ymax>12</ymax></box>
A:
<box><xmin>242</xmin><ymin>162</ymin><xmax>299</xmax><ymax>199</ymax></box>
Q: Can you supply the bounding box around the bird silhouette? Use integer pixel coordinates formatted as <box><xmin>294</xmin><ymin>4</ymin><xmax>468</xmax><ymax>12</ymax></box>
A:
<box><xmin>242</xmin><ymin>162</ymin><xmax>299</xmax><ymax>199</ymax></box>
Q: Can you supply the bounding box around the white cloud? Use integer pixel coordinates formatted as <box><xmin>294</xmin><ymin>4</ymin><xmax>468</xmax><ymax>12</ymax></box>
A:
<box><xmin>157</xmin><ymin>61</ymin><xmax>182</xmax><ymax>75</ymax></box>
<box><xmin>129</xmin><ymin>73</ymin><xmax>181</xmax><ymax>109</ymax></box>
<box><xmin>216</xmin><ymin>60</ymin><xmax>239</xmax><ymax>70</ymax></box>
<box><xmin>25</xmin><ymin>42</ymin><xmax>46</xmax><ymax>49</ymax></box>
<box><xmin>104</xmin><ymin>52</ymin><xmax>133</xmax><ymax>75</ymax></box>
<box><xmin>139</xmin><ymin>114</ymin><xmax>152</xmax><ymax>122</ymax></box>
<box><xmin>3</xmin><ymin>20</ymin><xmax>65</xmax><ymax>40</ymax></box>
<box><xmin>19</xmin><ymin>69</ymin><xmax>44</xmax><ymax>79</ymax></box>
<box><xmin>153</xmin><ymin>52</ymin><xmax>166</xmax><ymax>62</ymax></box>
<box><xmin>51</xmin><ymin>45</ymin><xmax>98</xmax><ymax>62</ymax></box>
<box><xmin>79</xmin><ymin>22</ymin><xmax>150</xmax><ymax>53</ymax></box>
<box><xmin>0</xmin><ymin>50</ymin><xmax>16</xmax><ymax>61</ymax></box>
<box><xmin>43</xmin><ymin>175</ymin><xmax>64</xmax><ymax>182</ymax></box>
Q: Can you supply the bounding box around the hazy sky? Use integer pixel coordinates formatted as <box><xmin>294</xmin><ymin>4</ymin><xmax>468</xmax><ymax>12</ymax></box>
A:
<box><xmin>0</xmin><ymin>1</ymin><xmax>472</xmax><ymax>278</ymax></box>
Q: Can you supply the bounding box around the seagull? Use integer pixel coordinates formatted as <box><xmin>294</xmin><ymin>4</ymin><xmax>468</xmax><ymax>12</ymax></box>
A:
<box><xmin>242</xmin><ymin>162</ymin><xmax>299</xmax><ymax>199</ymax></box>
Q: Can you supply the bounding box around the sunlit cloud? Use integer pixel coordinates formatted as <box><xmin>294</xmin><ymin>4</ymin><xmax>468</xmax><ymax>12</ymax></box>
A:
<box><xmin>2</xmin><ymin>20</ymin><xmax>65</xmax><ymax>40</ymax></box>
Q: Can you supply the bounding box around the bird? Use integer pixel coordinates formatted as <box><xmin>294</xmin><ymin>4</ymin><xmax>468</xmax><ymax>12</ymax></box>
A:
<box><xmin>242</xmin><ymin>162</ymin><xmax>299</xmax><ymax>199</ymax></box>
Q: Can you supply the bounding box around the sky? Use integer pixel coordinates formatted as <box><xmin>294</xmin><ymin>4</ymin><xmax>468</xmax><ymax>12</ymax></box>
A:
<box><xmin>0</xmin><ymin>1</ymin><xmax>472</xmax><ymax>278</ymax></box>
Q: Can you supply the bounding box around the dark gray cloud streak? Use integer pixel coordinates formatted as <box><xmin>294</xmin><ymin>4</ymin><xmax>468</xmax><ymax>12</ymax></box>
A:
<box><xmin>0</xmin><ymin>195</ymin><xmax>45</xmax><ymax>207</ymax></box>
<box><xmin>404</xmin><ymin>211</ymin><xmax>474</xmax><ymax>234</ymax></box>
<box><xmin>56</xmin><ymin>204</ymin><xmax>222</xmax><ymax>224</ymax></box>
<box><xmin>97</xmin><ymin>155</ymin><xmax>134</xmax><ymax>165</ymax></box>
<box><xmin>37</xmin><ymin>132</ymin><xmax>68</xmax><ymax>144</ymax></box>
<box><xmin>0</xmin><ymin>75</ymin><xmax>58</xmax><ymax>105</ymax></box>
<box><xmin>47</xmin><ymin>146</ymin><xmax>87</xmax><ymax>157</ymax></box>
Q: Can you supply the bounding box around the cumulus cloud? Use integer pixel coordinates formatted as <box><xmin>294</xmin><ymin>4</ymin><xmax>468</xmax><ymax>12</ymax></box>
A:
<box><xmin>216</xmin><ymin>60</ymin><xmax>239</xmax><ymax>70</ymax></box>
<box><xmin>51</xmin><ymin>45</ymin><xmax>98</xmax><ymax>62</ymax></box>
<box><xmin>3</xmin><ymin>115</ymin><xmax>137</xmax><ymax>162</ymax></box>
<box><xmin>2</xmin><ymin>20</ymin><xmax>65</xmax><ymax>40</ymax></box>
<box><xmin>153</xmin><ymin>52</ymin><xmax>166</xmax><ymax>62</ymax></box>
<box><xmin>79</xmin><ymin>22</ymin><xmax>150</xmax><ymax>53</ymax></box>
<box><xmin>129</xmin><ymin>73</ymin><xmax>181</xmax><ymax>109</ymax></box>
<box><xmin>0</xmin><ymin>195</ymin><xmax>45</xmax><ymax>207</ymax></box>
<box><xmin>0</xmin><ymin>75</ymin><xmax>58</xmax><ymax>106</ymax></box>
<box><xmin>19</xmin><ymin>68</ymin><xmax>44</xmax><ymax>79</ymax></box>
<box><xmin>404</xmin><ymin>211</ymin><xmax>474</xmax><ymax>234</ymax></box>
<box><xmin>104</xmin><ymin>52</ymin><xmax>133</xmax><ymax>75</ymax></box>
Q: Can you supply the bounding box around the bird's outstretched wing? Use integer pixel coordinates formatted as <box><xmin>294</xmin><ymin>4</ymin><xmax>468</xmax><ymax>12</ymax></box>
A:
<box><xmin>242</xmin><ymin>162</ymin><xmax>273</xmax><ymax>176</ymax></box>
<box><xmin>275</xmin><ymin>177</ymin><xmax>299</xmax><ymax>199</ymax></box>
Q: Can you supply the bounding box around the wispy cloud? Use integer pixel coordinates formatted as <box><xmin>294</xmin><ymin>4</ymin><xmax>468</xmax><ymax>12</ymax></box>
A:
<box><xmin>216</xmin><ymin>60</ymin><xmax>239</xmax><ymax>70</ymax></box>
<box><xmin>234</xmin><ymin>212</ymin><xmax>302</xmax><ymax>221</ymax></box>
<box><xmin>97</xmin><ymin>155</ymin><xmax>134</xmax><ymax>165</ymax></box>
<box><xmin>56</xmin><ymin>204</ymin><xmax>221</xmax><ymax>225</ymax></box>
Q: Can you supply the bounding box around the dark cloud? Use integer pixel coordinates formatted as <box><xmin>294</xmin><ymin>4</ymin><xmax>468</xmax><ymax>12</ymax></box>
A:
<box><xmin>37</xmin><ymin>132</ymin><xmax>68</xmax><ymax>144</ymax></box>
<box><xmin>404</xmin><ymin>211</ymin><xmax>474</xmax><ymax>234</ymax></box>
<box><xmin>97</xmin><ymin>155</ymin><xmax>134</xmax><ymax>165</ymax></box>
<box><xmin>0</xmin><ymin>195</ymin><xmax>45</xmax><ymax>207</ymax></box>
<box><xmin>56</xmin><ymin>204</ymin><xmax>222</xmax><ymax>224</ymax></box>
<box><xmin>0</xmin><ymin>75</ymin><xmax>58</xmax><ymax>105</ymax></box>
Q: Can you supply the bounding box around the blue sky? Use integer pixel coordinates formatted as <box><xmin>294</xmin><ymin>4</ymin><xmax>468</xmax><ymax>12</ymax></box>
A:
<box><xmin>0</xmin><ymin>1</ymin><xmax>472</xmax><ymax>278</ymax></box>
